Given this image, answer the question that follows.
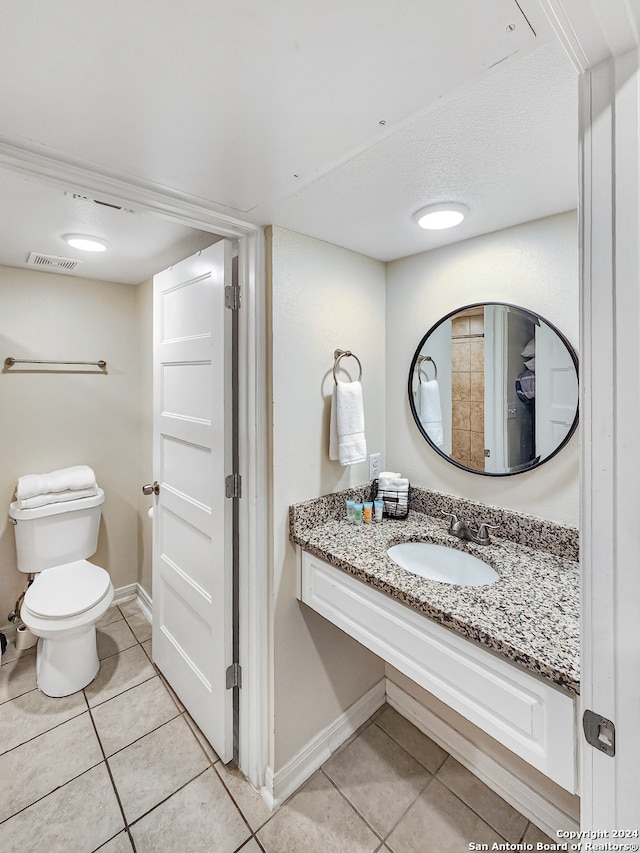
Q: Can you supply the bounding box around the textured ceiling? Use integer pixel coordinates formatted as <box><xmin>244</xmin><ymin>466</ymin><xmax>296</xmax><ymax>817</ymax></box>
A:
<box><xmin>0</xmin><ymin>1</ymin><xmax>577</xmax><ymax>282</ymax></box>
<box><xmin>258</xmin><ymin>40</ymin><xmax>578</xmax><ymax>260</ymax></box>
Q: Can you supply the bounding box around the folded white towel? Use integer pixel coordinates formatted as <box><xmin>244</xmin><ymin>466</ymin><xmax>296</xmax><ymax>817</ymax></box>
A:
<box><xmin>329</xmin><ymin>381</ymin><xmax>367</xmax><ymax>466</ymax></box>
<box><xmin>377</xmin><ymin>473</ymin><xmax>408</xmax><ymax>495</ymax></box>
<box><xmin>377</xmin><ymin>472</ymin><xmax>400</xmax><ymax>489</ymax></box>
<box><xmin>377</xmin><ymin>471</ymin><xmax>409</xmax><ymax>514</ymax></box>
<box><xmin>388</xmin><ymin>477</ymin><xmax>409</xmax><ymax>489</ymax></box>
<box><xmin>419</xmin><ymin>380</ymin><xmax>444</xmax><ymax>447</ymax></box>
<box><xmin>17</xmin><ymin>465</ymin><xmax>97</xmax><ymax>500</ymax></box>
<box><xmin>17</xmin><ymin>486</ymin><xmax>100</xmax><ymax>510</ymax></box>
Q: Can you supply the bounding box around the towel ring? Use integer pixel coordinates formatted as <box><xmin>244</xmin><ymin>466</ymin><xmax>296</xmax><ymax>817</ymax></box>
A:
<box><xmin>417</xmin><ymin>355</ymin><xmax>437</xmax><ymax>382</ymax></box>
<box><xmin>333</xmin><ymin>349</ymin><xmax>363</xmax><ymax>384</ymax></box>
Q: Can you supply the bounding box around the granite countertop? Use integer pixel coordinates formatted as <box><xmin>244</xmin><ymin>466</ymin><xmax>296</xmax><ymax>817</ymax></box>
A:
<box><xmin>290</xmin><ymin>496</ymin><xmax>580</xmax><ymax>695</ymax></box>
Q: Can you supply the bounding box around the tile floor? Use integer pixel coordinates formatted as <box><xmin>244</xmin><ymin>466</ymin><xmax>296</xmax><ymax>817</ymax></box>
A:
<box><xmin>0</xmin><ymin>600</ymin><xmax>555</xmax><ymax>852</ymax></box>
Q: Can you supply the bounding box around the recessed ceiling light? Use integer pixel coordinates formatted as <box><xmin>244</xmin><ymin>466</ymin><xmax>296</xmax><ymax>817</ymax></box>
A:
<box><xmin>413</xmin><ymin>203</ymin><xmax>469</xmax><ymax>230</ymax></box>
<box><xmin>63</xmin><ymin>234</ymin><xmax>110</xmax><ymax>252</ymax></box>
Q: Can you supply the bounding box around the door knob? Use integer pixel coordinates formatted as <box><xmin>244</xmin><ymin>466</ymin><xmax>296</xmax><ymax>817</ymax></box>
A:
<box><xmin>142</xmin><ymin>481</ymin><xmax>160</xmax><ymax>496</ymax></box>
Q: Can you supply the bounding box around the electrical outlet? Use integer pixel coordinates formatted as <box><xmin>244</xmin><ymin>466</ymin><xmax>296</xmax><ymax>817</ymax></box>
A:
<box><xmin>369</xmin><ymin>453</ymin><xmax>381</xmax><ymax>480</ymax></box>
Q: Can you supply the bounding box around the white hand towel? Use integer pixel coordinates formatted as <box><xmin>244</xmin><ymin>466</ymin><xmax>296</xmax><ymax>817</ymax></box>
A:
<box><xmin>329</xmin><ymin>381</ymin><xmax>367</xmax><ymax>465</ymax></box>
<box><xmin>17</xmin><ymin>465</ymin><xmax>97</xmax><ymax>500</ymax></box>
<box><xmin>17</xmin><ymin>486</ymin><xmax>100</xmax><ymax>510</ymax></box>
<box><xmin>419</xmin><ymin>380</ymin><xmax>444</xmax><ymax>447</ymax></box>
<box><xmin>388</xmin><ymin>477</ymin><xmax>409</xmax><ymax>489</ymax></box>
<box><xmin>377</xmin><ymin>472</ymin><xmax>400</xmax><ymax>488</ymax></box>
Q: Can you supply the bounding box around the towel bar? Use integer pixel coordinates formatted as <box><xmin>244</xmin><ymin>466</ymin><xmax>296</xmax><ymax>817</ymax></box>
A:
<box><xmin>333</xmin><ymin>349</ymin><xmax>362</xmax><ymax>384</ymax></box>
<box><xmin>4</xmin><ymin>357</ymin><xmax>107</xmax><ymax>369</ymax></box>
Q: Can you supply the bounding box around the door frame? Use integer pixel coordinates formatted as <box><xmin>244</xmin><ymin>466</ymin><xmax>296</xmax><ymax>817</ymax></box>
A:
<box><xmin>0</xmin><ymin>140</ymin><xmax>269</xmax><ymax>790</ymax></box>
<box><xmin>535</xmin><ymin>0</ymin><xmax>640</xmax><ymax>828</ymax></box>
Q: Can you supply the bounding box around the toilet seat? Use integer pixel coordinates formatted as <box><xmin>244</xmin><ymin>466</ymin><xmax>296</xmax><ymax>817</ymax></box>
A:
<box><xmin>24</xmin><ymin>560</ymin><xmax>112</xmax><ymax>619</ymax></box>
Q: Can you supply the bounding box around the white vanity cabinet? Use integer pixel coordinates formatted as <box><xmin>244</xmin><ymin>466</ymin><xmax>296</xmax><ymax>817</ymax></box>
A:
<box><xmin>298</xmin><ymin>549</ymin><xmax>577</xmax><ymax>794</ymax></box>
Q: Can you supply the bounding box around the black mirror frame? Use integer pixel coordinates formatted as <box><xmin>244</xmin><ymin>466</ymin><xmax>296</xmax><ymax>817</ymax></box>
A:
<box><xmin>407</xmin><ymin>301</ymin><xmax>579</xmax><ymax>477</ymax></box>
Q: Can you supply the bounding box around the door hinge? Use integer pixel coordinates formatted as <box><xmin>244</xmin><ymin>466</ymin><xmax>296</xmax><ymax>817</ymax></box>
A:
<box><xmin>225</xmin><ymin>473</ymin><xmax>242</xmax><ymax>499</ymax></box>
<box><xmin>583</xmin><ymin>709</ymin><xmax>615</xmax><ymax>757</ymax></box>
<box><xmin>225</xmin><ymin>284</ymin><xmax>241</xmax><ymax>310</ymax></box>
<box><xmin>226</xmin><ymin>662</ymin><xmax>242</xmax><ymax>690</ymax></box>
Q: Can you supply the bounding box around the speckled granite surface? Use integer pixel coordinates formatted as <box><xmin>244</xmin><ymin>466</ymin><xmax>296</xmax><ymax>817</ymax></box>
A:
<box><xmin>290</xmin><ymin>486</ymin><xmax>580</xmax><ymax>695</ymax></box>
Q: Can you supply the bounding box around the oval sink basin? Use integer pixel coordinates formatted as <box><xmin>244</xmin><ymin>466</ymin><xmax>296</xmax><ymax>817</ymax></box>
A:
<box><xmin>387</xmin><ymin>542</ymin><xmax>499</xmax><ymax>587</ymax></box>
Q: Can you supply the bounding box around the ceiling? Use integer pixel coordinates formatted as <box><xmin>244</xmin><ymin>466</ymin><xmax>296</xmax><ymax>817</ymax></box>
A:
<box><xmin>0</xmin><ymin>0</ymin><xmax>577</xmax><ymax>284</ymax></box>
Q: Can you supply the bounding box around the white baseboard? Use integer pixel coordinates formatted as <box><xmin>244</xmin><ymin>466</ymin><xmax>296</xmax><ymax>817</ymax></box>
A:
<box><xmin>135</xmin><ymin>584</ymin><xmax>152</xmax><ymax>623</ymax></box>
<box><xmin>262</xmin><ymin>679</ymin><xmax>386</xmax><ymax>809</ymax></box>
<box><xmin>385</xmin><ymin>679</ymin><xmax>579</xmax><ymax>838</ymax></box>
<box><xmin>113</xmin><ymin>583</ymin><xmax>137</xmax><ymax>605</ymax></box>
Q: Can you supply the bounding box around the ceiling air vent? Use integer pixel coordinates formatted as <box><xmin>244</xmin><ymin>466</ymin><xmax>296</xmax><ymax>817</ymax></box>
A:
<box><xmin>27</xmin><ymin>252</ymin><xmax>84</xmax><ymax>272</ymax></box>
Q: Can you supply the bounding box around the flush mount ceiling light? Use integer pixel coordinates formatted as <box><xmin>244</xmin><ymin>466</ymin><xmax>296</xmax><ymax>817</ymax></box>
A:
<box><xmin>413</xmin><ymin>203</ymin><xmax>469</xmax><ymax>230</ymax></box>
<box><xmin>63</xmin><ymin>234</ymin><xmax>110</xmax><ymax>252</ymax></box>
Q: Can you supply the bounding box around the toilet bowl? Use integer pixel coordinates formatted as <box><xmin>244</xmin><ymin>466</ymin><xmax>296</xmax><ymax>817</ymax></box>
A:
<box><xmin>20</xmin><ymin>560</ymin><xmax>114</xmax><ymax>697</ymax></box>
<box><xmin>9</xmin><ymin>485</ymin><xmax>113</xmax><ymax>698</ymax></box>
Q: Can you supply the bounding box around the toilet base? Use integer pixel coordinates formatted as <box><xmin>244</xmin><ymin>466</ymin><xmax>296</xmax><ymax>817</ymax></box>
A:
<box><xmin>21</xmin><ymin>578</ymin><xmax>114</xmax><ymax>698</ymax></box>
<box><xmin>36</xmin><ymin>627</ymin><xmax>100</xmax><ymax>697</ymax></box>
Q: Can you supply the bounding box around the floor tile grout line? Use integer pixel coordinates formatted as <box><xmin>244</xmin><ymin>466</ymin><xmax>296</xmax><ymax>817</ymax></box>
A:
<box><xmin>97</xmin><ymin>641</ymin><xmax>139</xmax><ymax>663</ymax></box>
<box><xmin>212</xmin><ymin>760</ymin><xmax>267</xmax><ymax>839</ymax></box>
<box><xmin>85</xmin><ymin>670</ymin><xmax>158</xmax><ymax>711</ymax></box>
<box><xmin>427</xmin><ymin>774</ymin><xmax>511</xmax><ymax>842</ymax></box>
<box><xmin>1</xmin><ymin>605</ymin><xmax>150</xmax><ymax>845</ymax></box>
<box><xmin>90</xmin><ymin>620</ymin><xmax>223</xmax><ymax>851</ymax></box>
<box><xmin>0</xmin><ymin>698</ymin><xmax>87</xmax><ymax>757</ymax></box>
<box><xmin>0</xmin><ymin>755</ymin><xmax>106</xmax><ymax>826</ymax></box>
<box><xmin>321</xmin><ymin>718</ymin><xmax>438</xmax><ymax>843</ymax></box>
<box><xmin>0</xmin><ymin>684</ymin><xmax>39</xmax><ymax>707</ymax></box>
<box><xmin>182</xmin><ymin>710</ymin><xmax>223</xmax><ymax>766</ymax></box>
<box><xmin>85</xmin><ymin>687</ymin><xmax>138</xmax><ymax>853</ymax></box>
<box><xmin>319</xmin><ymin>767</ymin><xmax>386</xmax><ymax>845</ymax></box>
<box><xmin>371</xmin><ymin>717</ymin><xmax>528</xmax><ymax>841</ymax></box>
<box><xmin>0</xmin><ymin>652</ymin><xmax>36</xmax><ymax>671</ymax></box>
<box><xmin>252</xmin><ymin>832</ymin><xmax>268</xmax><ymax>852</ymax></box>
<box><xmin>95</xmin><ymin>706</ymin><xmax>183</xmax><ymax>761</ymax></box>
<box><xmin>375</xmin><ymin>770</ymin><xmax>436</xmax><ymax>847</ymax></box>
<box><xmin>125</xmin><ymin>766</ymin><xmax>211</xmax><ymax>832</ymax></box>
<box><xmin>236</xmin><ymin>834</ymin><xmax>267</xmax><ymax>853</ymax></box>
<box><xmin>372</xmin><ymin>717</ymin><xmax>448</xmax><ymax>775</ymax></box>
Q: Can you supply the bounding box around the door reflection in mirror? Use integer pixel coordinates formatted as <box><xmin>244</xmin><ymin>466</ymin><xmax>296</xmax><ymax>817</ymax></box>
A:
<box><xmin>408</xmin><ymin>303</ymin><xmax>578</xmax><ymax>476</ymax></box>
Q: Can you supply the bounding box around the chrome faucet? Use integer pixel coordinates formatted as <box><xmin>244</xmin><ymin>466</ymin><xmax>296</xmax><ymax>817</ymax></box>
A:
<box><xmin>441</xmin><ymin>511</ymin><xmax>500</xmax><ymax>546</ymax></box>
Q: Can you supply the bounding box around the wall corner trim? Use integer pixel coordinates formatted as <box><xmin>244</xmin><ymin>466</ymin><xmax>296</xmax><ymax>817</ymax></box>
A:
<box><xmin>262</xmin><ymin>679</ymin><xmax>386</xmax><ymax>810</ymax></box>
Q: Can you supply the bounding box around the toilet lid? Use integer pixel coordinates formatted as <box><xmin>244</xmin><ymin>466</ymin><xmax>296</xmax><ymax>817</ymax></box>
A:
<box><xmin>25</xmin><ymin>560</ymin><xmax>112</xmax><ymax>619</ymax></box>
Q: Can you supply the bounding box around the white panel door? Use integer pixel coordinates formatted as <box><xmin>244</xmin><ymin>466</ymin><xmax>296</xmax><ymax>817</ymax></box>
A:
<box><xmin>152</xmin><ymin>242</ymin><xmax>234</xmax><ymax>762</ymax></box>
<box><xmin>534</xmin><ymin>321</ymin><xmax>578</xmax><ymax>461</ymax></box>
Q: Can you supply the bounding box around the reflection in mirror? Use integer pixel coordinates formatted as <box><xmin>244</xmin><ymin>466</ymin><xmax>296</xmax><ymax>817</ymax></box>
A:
<box><xmin>408</xmin><ymin>303</ymin><xmax>579</xmax><ymax>476</ymax></box>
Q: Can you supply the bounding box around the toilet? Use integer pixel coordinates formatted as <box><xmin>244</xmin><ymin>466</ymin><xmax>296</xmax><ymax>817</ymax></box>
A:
<box><xmin>9</xmin><ymin>489</ymin><xmax>114</xmax><ymax>697</ymax></box>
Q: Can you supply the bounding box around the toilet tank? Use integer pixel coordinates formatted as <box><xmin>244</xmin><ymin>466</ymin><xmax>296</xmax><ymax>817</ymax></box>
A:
<box><xmin>8</xmin><ymin>489</ymin><xmax>105</xmax><ymax>572</ymax></box>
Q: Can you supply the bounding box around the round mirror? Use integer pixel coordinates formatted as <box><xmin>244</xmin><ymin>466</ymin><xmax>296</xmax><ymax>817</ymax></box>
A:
<box><xmin>408</xmin><ymin>303</ymin><xmax>579</xmax><ymax>476</ymax></box>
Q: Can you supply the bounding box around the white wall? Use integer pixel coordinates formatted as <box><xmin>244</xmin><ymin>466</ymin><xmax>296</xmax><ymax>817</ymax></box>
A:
<box><xmin>0</xmin><ymin>265</ymin><xmax>142</xmax><ymax>617</ymax></box>
<box><xmin>268</xmin><ymin>226</ymin><xmax>387</xmax><ymax>769</ymax></box>
<box><xmin>385</xmin><ymin>211</ymin><xmax>579</xmax><ymax>527</ymax></box>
